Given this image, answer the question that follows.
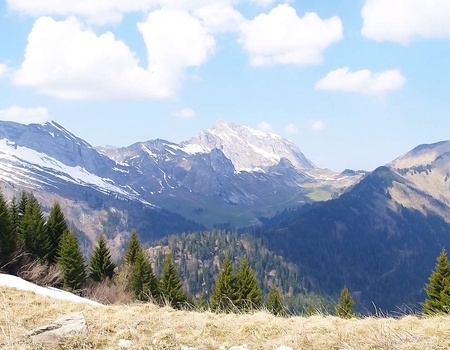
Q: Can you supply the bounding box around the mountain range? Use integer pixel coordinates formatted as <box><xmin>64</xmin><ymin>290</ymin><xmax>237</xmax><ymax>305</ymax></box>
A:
<box><xmin>0</xmin><ymin>119</ymin><xmax>360</xmax><ymax>241</ymax></box>
<box><xmin>1</xmin><ymin>118</ymin><xmax>450</xmax><ymax>311</ymax></box>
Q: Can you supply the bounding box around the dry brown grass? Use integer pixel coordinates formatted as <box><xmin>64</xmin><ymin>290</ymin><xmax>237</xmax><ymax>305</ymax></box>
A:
<box><xmin>1</xmin><ymin>286</ymin><xmax>450</xmax><ymax>350</ymax></box>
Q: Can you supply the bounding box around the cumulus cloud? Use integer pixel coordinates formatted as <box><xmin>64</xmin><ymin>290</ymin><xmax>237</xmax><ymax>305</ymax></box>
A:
<box><xmin>138</xmin><ymin>9</ymin><xmax>215</xmax><ymax>95</ymax></box>
<box><xmin>0</xmin><ymin>64</ymin><xmax>7</xmax><ymax>78</ymax></box>
<box><xmin>361</xmin><ymin>0</ymin><xmax>450</xmax><ymax>44</ymax></box>
<box><xmin>0</xmin><ymin>105</ymin><xmax>51</xmax><ymax>124</ymax></box>
<box><xmin>315</xmin><ymin>67</ymin><xmax>405</xmax><ymax>96</ymax></box>
<box><xmin>172</xmin><ymin>108</ymin><xmax>196</xmax><ymax>119</ymax></box>
<box><xmin>6</xmin><ymin>0</ymin><xmax>237</xmax><ymax>25</ymax></box>
<box><xmin>239</xmin><ymin>4</ymin><xmax>343</xmax><ymax>66</ymax></box>
<box><xmin>12</xmin><ymin>14</ymin><xmax>214</xmax><ymax>100</ymax></box>
<box><xmin>284</xmin><ymin>123</ymin><xmax>298</xmax><ymax>134</ymax></box>
<box><xmin>258</xmin><ymin>121</ymin><xmax>272</xmax><ymax>132</ymax></box>
<box><xmin>250</xmin><ymin>0</ymin><xmax>278</xmax><ymax>6</ymax></box>
<box><xmin>308</xmin><ymin>120</ymin><xmax>326</xmax><ymax>131</ymax></box>
<box><xmin>194</xmin><ymin>3</ymin><xmax>245</xmax><ymax>33</ymax></box>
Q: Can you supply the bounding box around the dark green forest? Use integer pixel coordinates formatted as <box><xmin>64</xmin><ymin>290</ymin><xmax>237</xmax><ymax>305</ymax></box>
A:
<box><xmin>2</xmin><ymin>180</ymin><xmax>450</xmax><ymax>316</ymax></box>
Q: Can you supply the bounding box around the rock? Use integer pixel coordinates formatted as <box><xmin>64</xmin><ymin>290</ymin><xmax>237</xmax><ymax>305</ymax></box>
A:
<box><xmin>118</xmin><ymin>339</ymin><xmax>132</xmax><ymax>348</ymax></box>
<box><xmin>180</xmin><ymin>347</ymin><xmax>197</xmax><ymax>350</ymax></box>
<box><xmin>27</xmin><ymin>312</ymin><xmax>88</xmax><ymax>345</ymax></box>
<box><xmin>230</xmin><ymin>346</ymin><xmax>250</xmax><ymax>350</ymax></box>
<box><xmin>276</xmin><ymin>346</ymin><xmax>293</xmax><ymax>350</ymax></box>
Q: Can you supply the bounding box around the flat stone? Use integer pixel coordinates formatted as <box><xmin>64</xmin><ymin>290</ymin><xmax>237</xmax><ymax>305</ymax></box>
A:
<box><xmin>27</xmin><ymin>312</ymin><xmax>88</xmax><ymax>345</ymax></box>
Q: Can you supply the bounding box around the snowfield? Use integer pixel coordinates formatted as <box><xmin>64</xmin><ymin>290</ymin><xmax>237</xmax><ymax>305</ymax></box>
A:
<box><xmin>0</xmin><ymin>273</ymin><xmax>103</xmax><ymax>306</ymax></box>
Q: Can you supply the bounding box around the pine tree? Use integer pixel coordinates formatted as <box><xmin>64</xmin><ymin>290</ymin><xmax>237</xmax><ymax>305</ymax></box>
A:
<box><xmin>19</xmin><ymin>193</ymin><xmax>50</xmax><ymax>261</ymax></box>
<box><xmin>131</xmin><ymin>248</ymin><xmax>159</xmax><ymax>301</ymax></box>
<box><xmin>266</xmin><ymin>286</ymin><xmax>287</xmax><ymax>317</ymax></box>
<box><xmin>124</xmin><ymin>230</ymin><xmax>141</xmax><ymax>266</ymax></box>
<box><xmin>236</xmin><ymin>257</ymin><xmax>263</xmax><ymax>311</ymax></box>
<box><xmin>0</xmin><ymin>191</ymin><xmax>14</xmax><ymax>267</ymax></box>
<box><xmin>57</xmin><ymin>231</ymin><xmax>86</xmax><ymax>290</ymax></box>
<box><xmin>45</xmin><ymin>202</ymin><xmax>69</xmax><ymax>264</ymax></box>
<box><xmin>159</xmin><ymin>253</ymin><xmax>188</xmax><ymax>309</ymax></box>
<box><xmin>8</xmin><ymin>197</ymin><xmax>20</xmax><ymax>237</ymax></box>
<box><xmin>17</xmin><ymin>191</ymin><xmax>28</xmax><ymax>222</ymax></box>
<box><xmin>423</xmin><ymin>249</ymin><xmax>450</xmax><ymax>314</ymax></box>
<box><xmin>211</xmin><ymin>255</ymin><xmax>239</xmax><ymax>312</ymax></box>
<box><xmin>335</xmin><ymin>286</ymin><xmax>356</xmax><ymax>318</ymax></box>
<box><xmin>89</xmin><ymin>235</ymin><xmax>116</xmax><ymax>282</ymax></box>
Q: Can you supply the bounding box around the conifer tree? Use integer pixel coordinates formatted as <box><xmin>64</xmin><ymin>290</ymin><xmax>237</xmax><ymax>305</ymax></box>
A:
<box><xmin>124</xmin><ymin>230</ymin><xmax>141</xmax><ymax>266</ymax></box>
<box><xmin>8</xmin><ymin>197</ymin><xmax>20</xmax><ymax>237</ymax></box>
<box><xmin>159</xmin><ymin>253</ymin><xmax>188</xmax><ymax>309</ymax></box>
<box><xmin>236</xmin><ymin>257</ymin><xmax>263</xmax><ymax>311</ymax></box>
<box><xmin>266</xmin><ymin>286</ymin><xmax>287</xmax><ymax>317</ymax></box>
<box><xmin>45</xmin><ymin>202</ymin><xmax>69</xmax><ymax>264</ymax></box>
<box><xmin>423</xmin><ymin>249</ymin><xmax>450</xmax><ymax>314</ymax></box>
<box><xmin>335</xmin><ymin>286</ymin><xmax>356</xmax><ymax>318</ymax></box>
<box><xmin>19</xmin><ymin>193</ymin><xmax>50</xmax><ymax>261</ymax></box>
<box><xmin>131</xmin><ymin>248</ymin><xmax>159</xmax><ymax>301</ymax></box>
<box><xmin>57</xmin><ymin>231</ymin><xmax>86</xmax><ymax>290</ymax></box>
<box><xmin>211</xmin><ymin>255</ymin><xmax>239</xmax><ymax>312</ymax></box>
<box><xmin>0</xmin><ymin>191</ymin><xmax>14</xmax><ymax>267</ymax></box>
<box><xmin>89</xmin><ymin>235</ymin><xmax>116</xmax><ymax>282</ymax></box>
<box><xmin>17</xmin><ymin>191</ymin><xmax>28</xmax><ymax>222</ymax></box>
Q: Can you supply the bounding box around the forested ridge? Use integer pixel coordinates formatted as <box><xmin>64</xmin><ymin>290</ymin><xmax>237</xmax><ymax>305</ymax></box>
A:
<box><xmin>2</xmin><ymin>185</ymin><xmax>450</xmax><ymax>317</ymax></box>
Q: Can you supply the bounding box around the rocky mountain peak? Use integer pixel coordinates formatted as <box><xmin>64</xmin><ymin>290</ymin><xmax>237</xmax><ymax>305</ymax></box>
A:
<box><xmin>182</xmin><ymin>120</ymin><xmax>315</xmax><ymax>172</ymax></box>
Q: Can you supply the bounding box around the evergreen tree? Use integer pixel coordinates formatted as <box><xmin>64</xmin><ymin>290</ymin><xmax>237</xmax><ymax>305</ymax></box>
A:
<box><xmin>0</xmin><ymin>191</ymin><xmax>14</xmax><ymax>267</ymax></box>
<box><xmin>19</xmin><ymin>193</ymin><xmax>50</xmax><ymax>261</ymax></box>
<box><xmin>45</xmin><ymin>202</ymin><xmax>69</xmax><ymax>264</ymax></box>
<box><xmin>211</xmin><ymin>255</ymin><xmax>239</xmax><ymax>312</ymax></box>
<box><xmin>89</xmin><ymin>235</ymin><xmax>116</xmax><ymax>282</ymax></box>
<box><xmin>124</xmin><ymin>230</ymin><xmax>141</xmax><ymax>266</ymax></box>
<box><xmin>236</xmin><ymin>257</ymin><xmax>263</xmax><ymax>311</ymax></box>
<box><xmin>335</xmin><ymin>286</ymin><xmax>356</xmax><ymax>318</ymax></box>
<box><xmin>131</xmin><ymin>248</ymin><xmax>159</xmax><ymax>301</ymax></box>
<box><xmin>57</xmin><ymin>231</ymin><xmax>86</xmax><ymax>290</ymax></box>
<box><xmin>17</xmin><ymin>191</ymin><xmax>28</xmax><ymax>222</ymax></box>
<box><xmin>266</xmin><ymin>286</ymin><xmax>287</xmax><ymax>317</ymax></box>
<box><xmin>159</xmin><ymin>253</ymin><xmax>188</xmax><ymax>309</ymax></box>
<box><xmin>423</xmin><ymin>249</ymin><xmax>450</xmax><ymax>314</ymax></box>
<box><xmin>8</xmin><ymin>197</ymin><xmax>20</xmax><ymax>237</ymax></box>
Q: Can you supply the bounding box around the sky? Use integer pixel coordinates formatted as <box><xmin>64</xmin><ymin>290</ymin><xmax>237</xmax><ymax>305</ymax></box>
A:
<box><xmin>1</xmin><ymin>0</ymin><xmax>450</xmax><ymax>172</ymax></box>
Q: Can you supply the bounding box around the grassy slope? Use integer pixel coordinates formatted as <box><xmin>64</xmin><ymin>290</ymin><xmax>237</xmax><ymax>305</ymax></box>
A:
<box><xmin>2</xmin><ymin>287</ymin><xmax>450</xmax><ymax>349</ymax></box>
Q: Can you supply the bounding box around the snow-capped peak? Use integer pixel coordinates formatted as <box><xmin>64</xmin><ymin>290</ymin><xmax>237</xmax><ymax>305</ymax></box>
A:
<box><xmin>181</xmin><ymin>120</ymin><xmax>315</xmax><ymax>172</ymax></box>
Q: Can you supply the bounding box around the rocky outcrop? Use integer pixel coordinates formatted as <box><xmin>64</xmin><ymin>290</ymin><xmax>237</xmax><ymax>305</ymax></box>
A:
<box><xmin>27</xmin><ymin>312</ymin><xmax>88</xmax><ymax>345</ymax></box>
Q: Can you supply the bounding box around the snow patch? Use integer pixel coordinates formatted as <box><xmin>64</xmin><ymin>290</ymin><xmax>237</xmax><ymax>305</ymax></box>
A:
<box><xmin>0</xmin><ymin>273</ymin><xmax>103</xmax><ymax>306</ymax></box>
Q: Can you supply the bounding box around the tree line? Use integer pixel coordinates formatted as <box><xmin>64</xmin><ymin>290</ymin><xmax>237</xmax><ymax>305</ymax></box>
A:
<box><xmin>0</xmin><ymin>191</ymin><xmax>286</xmax><ymax>314</ymax></box>
<box><xmin>1</xmin><ymin>189</ymin><xmax>447</xmax><ymax>317</ymax></box>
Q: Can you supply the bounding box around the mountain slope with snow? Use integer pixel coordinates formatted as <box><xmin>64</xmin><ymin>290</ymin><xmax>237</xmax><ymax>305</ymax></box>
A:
<box><xmin>0</xmin><ymin>119</ymin><xmax>362</xmax><ymax>239</ymax></box>
<box><xmin>181</xmin><ymin>120</ymin><xmax>315</xmax><ymax>172</ymax></box>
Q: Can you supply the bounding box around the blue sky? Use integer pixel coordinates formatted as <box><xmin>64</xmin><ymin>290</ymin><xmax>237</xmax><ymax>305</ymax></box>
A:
<box><xmin>1</xmin><ymin>0</ymin><xmax>450</xmax><ymax>171</ymax></box>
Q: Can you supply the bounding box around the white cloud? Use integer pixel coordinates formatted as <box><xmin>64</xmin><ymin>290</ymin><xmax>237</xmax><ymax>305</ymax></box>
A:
<box><xmin>172</xmin><ymin>108</ymin><xmax>196</xmax><ymax>119</ymax></box>
<box><xmin>315</xmin><ymin>67</ymin><xmax>405</xmax><ymax>96</ymax></box>
<box><xmin>138</xmin><ymin>9</ymin><xmax>215</xmax><ymax>96</ymax></box>
<box><xmin>239</xmin><ymin>4</ymin><xmax>343</xmax><ymax>66</ymax></box>
<box><xmin>0</xmin><ymin>105</ymin><xmax>51</xmax><ymax>124</ymax></box>
<box><xmin>284</xmin><ymin>123</ymin><xmax>298</xmax><ymax>134</ymax></box>
<box><xmin>361</xmin><ymin>0</ymin><xmax>450</xmax><ymax>44</ymax></box>
<box><xmin>194</xmin><ymin>4</ymin><xmax>245</xmax><ymax>33</ymax></box>
<box><xmin>250</xmin><ymin>0</ymin><xmax>278</xmax><ymax>7</ymax></box>
<box><xmin>0</xmin><ymin>64</ymin><xmax>7</xmax><ymax>78</ymax></box>
<box><xmin>12</xmin><ymin>14</ymin><xmax>214</xmax><ymax>100</ymax></box>
<box><xmin>308</xmin><ymin>120</ymin><xmax>326</xmax><ymax>131</ymax></box>
<box><xmin>6</xmin><ymin>0</ymin><xmax>237</xmax><ymax>25</ymax></box>
<box><xmin>258</xmin><ymin>121</ymin><xmax>272</xmax><ymax>132</ymax></box>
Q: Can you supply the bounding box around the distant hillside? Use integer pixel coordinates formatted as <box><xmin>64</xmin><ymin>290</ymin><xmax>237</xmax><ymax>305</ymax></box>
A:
<box><xmin>146</xmin><ymin>230</ymin><xmax>332</xmax><ymax>313</ymax></box>
<box><xmin>252</xmin><ymin>166</ymin><xmax>450</xmax><ymax>312</ymax></box>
